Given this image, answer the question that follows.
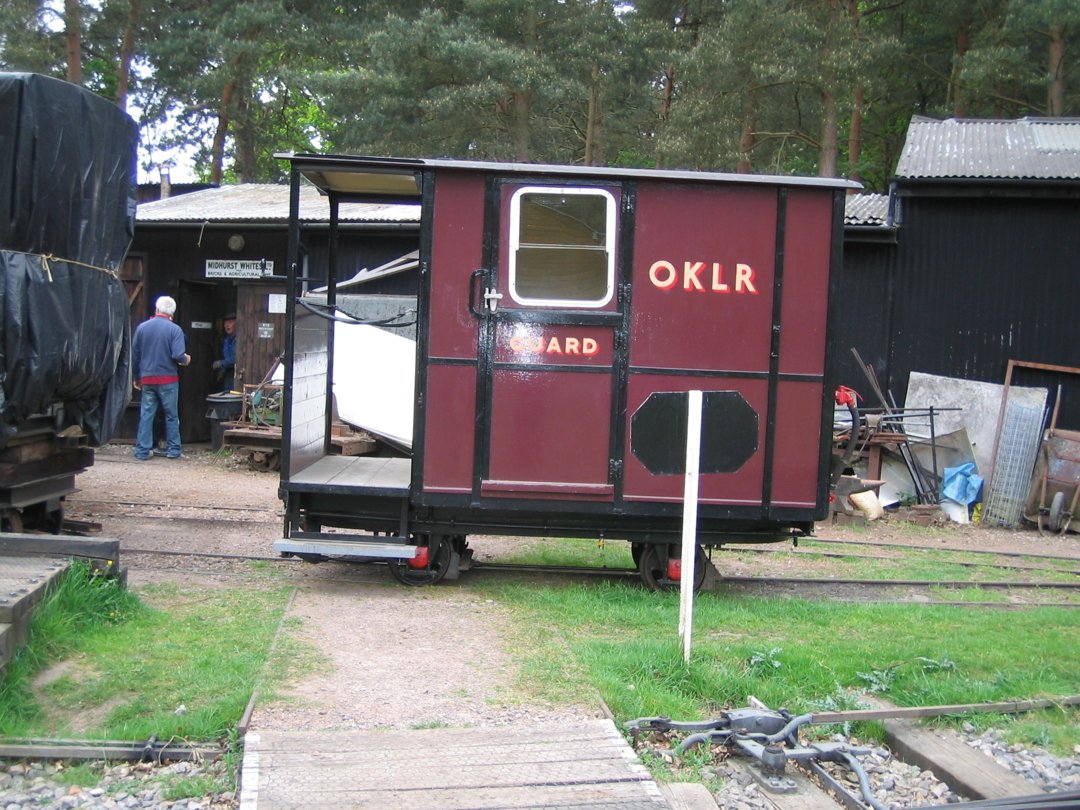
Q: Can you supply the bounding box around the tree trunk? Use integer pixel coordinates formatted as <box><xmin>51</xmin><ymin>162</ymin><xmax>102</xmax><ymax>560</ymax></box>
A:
<box><xmin>65</xmin><ymin>0</ymin><xmax>82</xmax><ymax>84</ymax></box>
<box><xmin>737</xmin><ymin>91</ymin><xmax>758</xmax><ymax>174</ymax></box>
<box><xmin>819</xmin><ymin>89</ymin><xmax>838</xmax><ymax>177</ymax></box>
<box><xmin>846</xmin><ymin>1</ymin><xmax>863</xmax><ymax>182</ymax></box>
<box><xmin>115</xmin><ymin>0</ymin><xmax>140</xmax><ymax>110</ymax></box>
<box><xmin>818</xmin><ymin>0</ymin><xmax>840</xmax><ymax>177</ymax></box>
<box><xmin>510</xmin><ymin>5</ymin><xmax>539</xmax><ymax>162</ymax></box>
<box><xmin>511</xmin><ymin>91</ymin><xmax>531</xmax><ymax>161</ymax></box>
<box><xmin>949</xmin><ymin>16</ymin><xmax>971</xmax><ymax>117</ymax></box>
<box><xmin>584</xmin><ymin>63</ymin><xmax>604</xmax><ymax>166</ymax></box>
<box><xmin>210</xmin><ymin>79</ymin><xmax>236</xmax><ymax>186</ymax></box>
<box><xmin>848</xmin><ymin>83</ymin><xmax>864</xmax><ymax>182</ymax></box>
<box><xmin>1048</xmin><ymin>23</ymin><xmax>1065</xmax><ymax>116</ymax></box>
<box><xmin>660</xmin><ymin>64</ymin><xmax>675</xmax><ymax>124</ymax></box>
<box><xmin>233</xmin><ymin>76</ymin><xmax>257</xmax><ymax>183</ymax></box>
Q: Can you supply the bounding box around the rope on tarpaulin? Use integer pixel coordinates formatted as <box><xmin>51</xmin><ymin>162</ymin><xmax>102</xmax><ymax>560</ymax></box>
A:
<box><xmin>1</xmin><ymin>248</ymin><xmax>120</xmax><ymax>281</ymax></box>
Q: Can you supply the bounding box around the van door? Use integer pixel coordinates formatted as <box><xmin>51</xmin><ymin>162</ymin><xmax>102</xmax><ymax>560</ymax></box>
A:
<box><xmin>478</xmin><ymin>182</ymin><xmax>627</xmax><ymax>502</ymax></box>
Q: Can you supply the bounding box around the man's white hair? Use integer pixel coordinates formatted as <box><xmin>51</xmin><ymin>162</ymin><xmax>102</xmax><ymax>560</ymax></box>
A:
<box><xmin>156</xmin><ymin>296</ymin><xmax>177</xmax><ymax>316</ymax></box>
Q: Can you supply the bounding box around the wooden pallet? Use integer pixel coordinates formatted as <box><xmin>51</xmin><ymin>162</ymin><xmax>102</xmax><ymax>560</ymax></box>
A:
<box><xmin>222</xmin><ymin>424</ymin><xmax>377</xmax><ymax>457</ymax></box>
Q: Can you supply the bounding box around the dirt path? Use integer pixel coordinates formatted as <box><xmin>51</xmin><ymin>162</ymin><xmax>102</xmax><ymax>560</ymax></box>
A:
<box><xmin>70</xmin><ymin>445</ymin><xmax>595</xmax><ymax>732</ymax></box>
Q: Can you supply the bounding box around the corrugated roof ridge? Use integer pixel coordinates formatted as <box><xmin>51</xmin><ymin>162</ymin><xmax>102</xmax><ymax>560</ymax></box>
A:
<box><xmin>844</xmin><ymin>192</ymin><xmax>889</xmax><ymax>226</ymax></box>
<box><xmin>909</xmin><ymin>115</ymin><xmax>1080</xmax><ymax>125</ymax></box>
<box><xmin>897</xmin><ymin>115</ymin><xmax>1080</xmax><ymax>181</ymax></box>
<box><xmin>137</xmin><ymin>183</ymin><xmax>420</xmax><ymax>224</ymax></box>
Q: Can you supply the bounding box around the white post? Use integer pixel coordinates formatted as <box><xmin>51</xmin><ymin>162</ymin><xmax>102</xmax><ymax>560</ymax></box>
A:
<box><xmin>679</xmin><ymin>390</ymin><xmax>703</xmax><ymax>664</ymax></box>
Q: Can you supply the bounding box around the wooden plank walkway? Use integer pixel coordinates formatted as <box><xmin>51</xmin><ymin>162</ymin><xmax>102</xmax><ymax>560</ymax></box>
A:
<box><xmin>239</xmin><ymin>720</ymin><xmax>672</xmax><ymax>809</ymax></box>
<box><xmin>0</xmin><ymin>555</ymin><xmax>69</xmax><ymax>669</ymax></box>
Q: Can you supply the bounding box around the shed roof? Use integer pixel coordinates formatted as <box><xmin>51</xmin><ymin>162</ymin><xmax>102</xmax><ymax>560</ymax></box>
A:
<box><xmin>844</xmin><ymin>193</ymin><xmax>889</xmax><ymax>226</ymax></box>
<box><xmin>896</xmin><ymin>116</ymin><xmax>1080</xmax><ymax>181</ymax></box>
<box><xmin>136</xmin><ymin>183</ymin><xmax>420</xmax><ymax>224</ymax></box>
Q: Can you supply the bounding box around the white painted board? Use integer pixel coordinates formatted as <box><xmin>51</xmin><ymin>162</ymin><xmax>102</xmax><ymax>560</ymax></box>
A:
<box><xmin>904</xmin><ymin>372</ymin><xmax>1046</xmax><ymax>478</ymax></box>
<box><xmin>332</xmin><ymin>323</ymin><xmax>416</xmax><ymax>448</ymax></box>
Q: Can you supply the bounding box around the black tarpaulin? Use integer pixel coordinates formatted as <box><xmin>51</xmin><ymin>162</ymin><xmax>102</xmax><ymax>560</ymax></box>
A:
<box><xmin>0</xmin><ymin>73</ymin><xmax>138</xmax><ymax>448</ymax></box>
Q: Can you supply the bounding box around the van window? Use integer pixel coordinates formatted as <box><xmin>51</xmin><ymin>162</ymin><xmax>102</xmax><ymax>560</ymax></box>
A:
<box><xmin>509</xmin><ymin>187</ymin><xmax>615</xmax><ymax>308</ymax></box>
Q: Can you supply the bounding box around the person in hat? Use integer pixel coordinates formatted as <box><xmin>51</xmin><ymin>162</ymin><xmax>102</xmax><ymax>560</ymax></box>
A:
<box><xmin>213</xmin><ymin>313</ymin><xmax>237</xmax><ymax>392</ymax></box>
<box><xmin>132</xmin><ymin>295</ymin><xmax>191</xmax><ymax>460</ymax></box>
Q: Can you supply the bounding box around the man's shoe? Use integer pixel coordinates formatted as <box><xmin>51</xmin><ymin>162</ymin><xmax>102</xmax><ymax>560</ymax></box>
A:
<box><xmin>134</xmin><ymin>454</ymin><xmax>151</xmax><ymax>461</ymax></box>
<box><xmin>166</xmin><ymin>453</ymin><xmax>182</xmax><ymax>459</ymax></box>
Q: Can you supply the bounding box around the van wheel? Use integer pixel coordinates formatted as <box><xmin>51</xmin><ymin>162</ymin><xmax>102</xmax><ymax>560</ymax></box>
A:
<box><xmin>389</xmin><ymin>535</ymin><xmax>452</xmax><ymax>586</ymax></box>
<box><xmin>637</xmin><ymin>543</ymin><xmax>709</xmax><ymax>592</ymax></box>
<box><xmin>1</xmin><ymin>509</ymin><xmax>23</xmax><ymax>534</ymax></box>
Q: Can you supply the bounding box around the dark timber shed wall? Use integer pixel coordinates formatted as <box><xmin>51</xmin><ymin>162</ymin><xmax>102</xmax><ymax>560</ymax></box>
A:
<box><xmin>835</xmin><ymin>189</ymin><xmax>1080</xmax><ymax>428</ymax></box>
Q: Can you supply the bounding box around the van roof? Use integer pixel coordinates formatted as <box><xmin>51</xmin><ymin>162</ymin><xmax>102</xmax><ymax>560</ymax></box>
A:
<box><xmin>277</xmin><ymin>152</ymin><xmax>861</xmax><ymax>201</ymax></box>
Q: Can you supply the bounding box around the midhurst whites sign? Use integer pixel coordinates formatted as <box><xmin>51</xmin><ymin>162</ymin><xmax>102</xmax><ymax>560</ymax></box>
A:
<box><xmin>205</xmin><ymin>259</ymin><xmax>274</xmax><ymax>279</ymax></box>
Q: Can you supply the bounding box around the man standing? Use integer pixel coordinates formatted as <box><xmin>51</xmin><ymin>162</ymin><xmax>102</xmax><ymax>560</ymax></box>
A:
<box><xmin>212</xmin><ymin>313</ymin><xmax>237</xmax><ymax>392</ymax></box>
<box><xmin>132</xmin><ymin>295</ymin><xmax>191</xmax><ymax>460</ymax></box>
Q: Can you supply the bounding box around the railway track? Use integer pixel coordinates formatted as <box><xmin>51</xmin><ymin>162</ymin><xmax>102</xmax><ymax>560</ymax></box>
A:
<box><xmin>812</xmin><ymin>535</ymin><xmax>1080</xmax><ymax>563</ymax></box>
<box><xmin>731</xmin><ymin>542</ymin><xmax>1080</xmax><ymax>575</ymax></box>
<box><xmin>66</xmin><ymin>498</ymin><xmax>278</xmax><ymax>515</ymax></box>
<box><xmin>117</xmin><ymin>547</ymin><xmax>1080</xmax><ymax>607</ymax></box>
<box><xmin>64</xmin><ymin>495</ymin><xmax>1079</xmax><ymax>605</ymax></box>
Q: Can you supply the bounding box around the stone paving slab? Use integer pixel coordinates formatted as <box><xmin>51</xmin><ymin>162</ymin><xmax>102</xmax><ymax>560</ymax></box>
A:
<box><xmin>240</xmin><ymin>719</ymin><xmax>671</xmax><ymax>809</ymax></box>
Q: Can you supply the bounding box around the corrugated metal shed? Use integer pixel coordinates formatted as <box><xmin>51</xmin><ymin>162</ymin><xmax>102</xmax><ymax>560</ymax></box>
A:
<box><xmin>844</xmin><ymin>193</ymin><xmax>889</xmax><ymax>225</ymax></box>
<box><xmin>837</xmin><ymin>114</ymin><xmax>1080</xmax><ymax>430</ymax></box>
<box><xmin>896</xmin><ymin>116</ymin><xmax>1080</xmax><ymax>180</ymax></box>
<box><xmin>136</xmin><ymin>183</ymin><xmax>420</xmax><ymax>224</ymax></box>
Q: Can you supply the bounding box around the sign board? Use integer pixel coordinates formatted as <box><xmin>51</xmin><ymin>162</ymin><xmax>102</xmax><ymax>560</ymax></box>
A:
<box><xmin>205</xmin><ymin>259</ymin><xmax>274</xmax><ymax>279</ymax></box>
<box><xmin>258</xmin><ymin>323</ymin><xmax>275</xmax><ymax>339</ymax></box>
<box><xmin>190</xmin><ymin>321</ymin><xmax>212</xmax><ymax>330</ymax></box>
<box><xmin>268</xmin><ymin>293</ymin><xmax>287</xmax><ymax>314</ymax></box>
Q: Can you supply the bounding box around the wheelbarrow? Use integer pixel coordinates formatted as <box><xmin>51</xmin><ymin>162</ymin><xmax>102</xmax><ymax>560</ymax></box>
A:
<box><xmin>1025</xmin><ymin>426</ymin><xmax>1080</xmax><ymax>536</ymax></box>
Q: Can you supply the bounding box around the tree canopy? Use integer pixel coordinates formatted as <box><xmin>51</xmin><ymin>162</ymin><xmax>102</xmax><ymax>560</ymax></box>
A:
<box><xmin>1</xmin><ymin>0</ymin><xmax>1076</xmax><ymax>190</ymax></box>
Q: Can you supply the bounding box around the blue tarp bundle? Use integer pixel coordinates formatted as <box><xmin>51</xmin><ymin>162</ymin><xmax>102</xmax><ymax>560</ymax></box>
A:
<box><xmin>942</xmin><ymin>462</ymin><xmax>984</xmax><ymax>506</ymax></box>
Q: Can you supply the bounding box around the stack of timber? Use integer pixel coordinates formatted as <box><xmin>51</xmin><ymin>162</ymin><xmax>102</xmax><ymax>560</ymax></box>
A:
<box><xmin>0</xmin><ymin>418</ymin><xmax>93</xmax><ymax>533</ymax></box>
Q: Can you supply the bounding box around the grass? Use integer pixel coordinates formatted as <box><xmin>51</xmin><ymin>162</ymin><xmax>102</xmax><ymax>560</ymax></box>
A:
<box><xmin>0</xmin><ymin>564</ymin><xmax>296</xmax><ymax>742</ymax></box>
<box><xmin>486</xmin><ymin>579</ymin><xmax>1080</xmax><ymax>756</ymax></box>
<box><xmin>926</xmin><ymin>585</ymin><xmax>1011</xmax><ymax>603</ymax></box>
<box><xmin>501</xmin><ymin>537</ymin><xmax>635</xmax><ymax>569</ymax></box>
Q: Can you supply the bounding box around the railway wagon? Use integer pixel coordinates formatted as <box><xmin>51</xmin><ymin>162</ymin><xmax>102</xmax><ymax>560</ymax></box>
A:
<box><xmin>275</xmin><ymin>154</ymin><xmax>858</xmax><ymax>587</ymax></box>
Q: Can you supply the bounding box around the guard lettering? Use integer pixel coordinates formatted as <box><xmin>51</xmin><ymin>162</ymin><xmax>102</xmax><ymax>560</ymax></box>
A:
<box><xmin>508</xmin><ymin>333</ymin><xmax>600</xmax><ymax>356</ymax></box>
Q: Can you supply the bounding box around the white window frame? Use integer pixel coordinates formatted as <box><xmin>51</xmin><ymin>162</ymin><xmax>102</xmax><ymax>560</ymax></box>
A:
<box><xmin>507</xmin><ymin>186</ymin><xmax>616</xmax><ymax>309</ymax></box>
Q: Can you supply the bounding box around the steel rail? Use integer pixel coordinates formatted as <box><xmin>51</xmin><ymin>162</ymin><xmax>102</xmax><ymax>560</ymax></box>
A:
<box><xmin>66</xmin><ymin>498</ymin><xmax>276</xmax><ymax>514</ymax></box>
<box><xmin>808</xmin><ymin>536</ymin><xmax>1080</xmax><ymax>564</ymax></box>
<box><xmin>719</xmin><ymin>573</ymin><xmax>1080</xmax><ymax>590</ymax></box>
<box><xmin>809</xmin><ymin>695</ymin><xmax>1080</xmax><ymax>725</ymax></box>
<box><xmin>0</xmin><ymin>737</ymin><xmax>221</xmax><ymax>762</ymax></box>
<box><xmin>729</xmin><ymin>545</ymin><xmax>1079</xmax><ymax>575</ymax></box>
